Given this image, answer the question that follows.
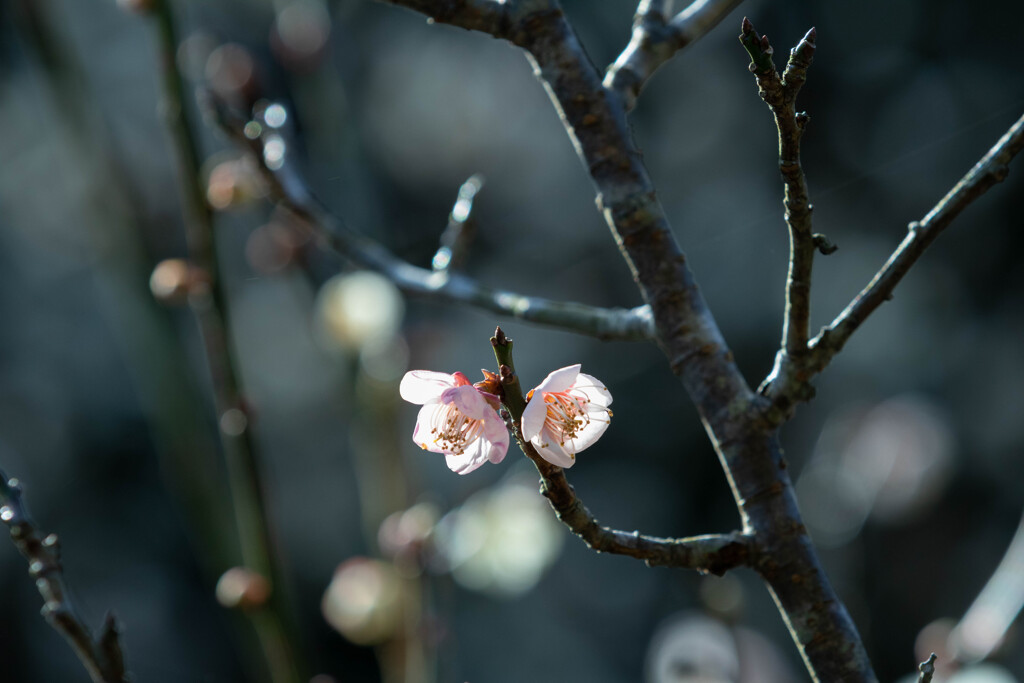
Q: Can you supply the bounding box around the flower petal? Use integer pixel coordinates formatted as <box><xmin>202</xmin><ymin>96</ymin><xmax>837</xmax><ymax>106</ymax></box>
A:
<box><xmin>442</xmin><ymin>385</ymin><xmax>489</xmax><ymax>420</ymax></box>
<box><xmin>520</xmin><ymin>395</ymin><xmax>548</xmax><ymax>441</ymax></box>
<box><xmin>565</xmin><ymin>408</ymin><xmax>611</xmax><ymax>454</ymax></box>
<box><xmin>412</xmin><ymin>404</ymin><xmax>447</xmax><ymax>453</ymax></box>
<box><xmin>481</xmin><ymin>411</ymin><xmax>510</xmax><ymax>463</ymax></box>
<box><xmin>533</xmin><ymin>364</ymin><xmax>581</xmax><ymax>395</ymax></box>
<box><xmin>400</xmin><ymin>371</ymin><xmax>455</xmax><ymax>405</ymax></box>
<box><xmin>572</xmin><ymin>372</ymin><xmax>613</xmax><ymax>408</ymax></box>
<box><xmin>531</xmin><ymin>433</ymin><xmax>576</xmax><ymax>468</ymax></box>
<box><xmin>445</xmin><ymin>434</ymin><xmax>492</xmax><ymax>475</ymax></box>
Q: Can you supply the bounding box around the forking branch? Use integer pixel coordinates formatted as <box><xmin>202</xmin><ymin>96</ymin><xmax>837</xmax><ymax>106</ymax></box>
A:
<box><xmin>763</xmin><ymin>110</ymin><xmax>1024</xmax><ymax>417</ymax></box>
<box><xmin>605</xmin><ymin>0</ymin><xmax>744</xmax><ymax>111</ymax></box>
<box><xmin>201</xmin><ymin>92</ymin><xmax>655</xmax><ymax>342</ymax></box>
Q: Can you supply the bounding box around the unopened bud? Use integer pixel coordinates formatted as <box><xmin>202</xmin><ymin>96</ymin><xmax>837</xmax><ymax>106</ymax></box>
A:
<box><xmin>216</xmin><ymin>567</ymin><xmax>271</xmax><ymax>610</ymax></box>
<box><xmin>150</xmin><ymin>259</ymin><xmax>205</xmax><ymax>305</ymax></box>
<box><xmin>206</xmin><ymin>158</ymin><xmax>264</xmax><ymax>210</ymax></box>
<box><xmin>205</xmin><ymin>43</ymin><xmax>259</xmax><ymax>105</ymax></box>
<box><xmin>245</xmin><ymin>221</ymin><xmax>308</xmax><ymax>275</ymax></box>
<box><xmin>270</xmin><ymin>2</ymin><xmax>332</xmax><ymax>73</ymax></box>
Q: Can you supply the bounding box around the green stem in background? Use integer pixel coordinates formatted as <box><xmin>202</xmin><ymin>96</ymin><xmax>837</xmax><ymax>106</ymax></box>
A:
<box><xmin>10</xmin><ymin>0</ymin><xmax>237</xmax><ymax>570</ymax></box>
<box><xmin>149</xmin><ymin>2</ymin><xmax>304</xmax><ymax>681</ymax></box>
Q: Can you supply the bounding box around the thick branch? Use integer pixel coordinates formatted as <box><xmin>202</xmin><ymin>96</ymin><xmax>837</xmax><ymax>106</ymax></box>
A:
<box><xmin>0</xmin><ymin>470</ymin><xmax>128</xmax><ymax>683</ymax></box>
<box><xmin>763</xmin><ymin>111</ymin><xmax>1024</xmax><ymax>416</ymax></box>
<box><xmin>741</xmin><ymin>20</ymin><xmax>820</xmax><ymax>390</ymax></box>
<box><xmin>490</xmin><ymin>329</ymin><xmax>750</xmax><ymax>573</ymax></box>
<box><xmin>605</xmin><ymin>0</ymin><xmax>744</xmax><ymax>111</ymax></box>
<box><xmin>201</xmin><ymin>93</ymin><xmax>655</xmax><ymax>341</ymax></box>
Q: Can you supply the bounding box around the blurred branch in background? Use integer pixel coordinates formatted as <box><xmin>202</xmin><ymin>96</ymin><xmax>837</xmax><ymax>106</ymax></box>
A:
<box><xmin>0</xmin><ymin>469</ymin><xmax>128</xmax><ymax>683</ymax></box>
<box><xmin>200</xmin><ymin>92</ymin><xmax>656</xmax><ymax>342</ymax></box>
<box><xmin>951</xmin><ymin>511</ymin><xmax>1024</xmax><ymax>664</ymax></box>
<box><xmin>148</xmin><ymin>1</ymin><xmax>304</xmax><ymax>681</ymax></box>
<box><xmin>432</xmin><ymin>174</ymin><xmax>483</xmax><ymax>274</ymax></box>
<box><xmin>8</xmin><ymin>0</ymin><xmax>236</xmax><ymax>568</ymax></box>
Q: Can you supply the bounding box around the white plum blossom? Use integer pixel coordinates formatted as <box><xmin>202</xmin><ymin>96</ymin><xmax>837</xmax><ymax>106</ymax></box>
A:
<box><xmin>399</xmin><ymin>370</ymin><xmax>509</xmax><ymax>475</ymax></box>
<box><xmin>521</xmin><ymin>364</ymin><xmax>612</xmax><ymax>468</ymax></box>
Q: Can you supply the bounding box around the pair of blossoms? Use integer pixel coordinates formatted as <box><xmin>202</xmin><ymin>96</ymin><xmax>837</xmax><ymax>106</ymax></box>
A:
<box><xmin>399</xmin><ymin>365</ymin><xmax>612</xmax><ymax>474</ymax></box>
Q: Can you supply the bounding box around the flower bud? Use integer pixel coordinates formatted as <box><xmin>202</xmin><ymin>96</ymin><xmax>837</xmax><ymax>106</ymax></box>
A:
<box><xmin>215</xmin><ymin>567</ymin><xmax>271</xmax><ymax>610</ymax></box>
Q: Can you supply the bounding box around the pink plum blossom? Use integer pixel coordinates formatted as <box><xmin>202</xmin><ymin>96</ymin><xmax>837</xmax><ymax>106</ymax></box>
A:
<box><xmin>521</xmin><ymin>364</ymin><xmax>612</xmax><ymax>468</ymax></box>
<box><xmin>399</xmin><ymin>370</ymin><xmax>509</xmax><ymax>475</ymax></box>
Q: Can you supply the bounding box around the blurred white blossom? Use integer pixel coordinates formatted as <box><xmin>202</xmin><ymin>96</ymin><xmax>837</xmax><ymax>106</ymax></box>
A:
<box><xmin>434</xmin><ymin>475</ymin><xmax>564</xmax><ymax>596</ymax></box>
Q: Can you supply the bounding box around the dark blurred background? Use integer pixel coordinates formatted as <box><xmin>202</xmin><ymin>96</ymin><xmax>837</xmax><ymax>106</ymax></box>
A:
<box><xmin>1</xmin><ymin>0</ymin><xmax>1023</xmax><ymax>681</ymax></box>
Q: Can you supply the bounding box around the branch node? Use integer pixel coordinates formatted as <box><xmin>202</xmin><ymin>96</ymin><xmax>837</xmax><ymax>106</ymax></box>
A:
<box><xmin>813</xmin><ymin>233</ymin><xmax>837</xmax><ymax>255</ymax></box>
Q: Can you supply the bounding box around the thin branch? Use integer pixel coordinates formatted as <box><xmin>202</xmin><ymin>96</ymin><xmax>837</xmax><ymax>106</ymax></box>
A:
<box><xmin>814</xmin><ymin>111</ymin><xmax>1024</xmax><ymax>364</ymax></box>
<box><xmin>740</xmin><ymin>19</ymin><xmax>821</xmax><ymax>391</ymax></box>
<box><xmin>490</xmin><ymin>328</ymin><xmax>751</xmax><ymax>573</ymax></box>
<box><xmin>200</xmin><ymin>93</ymin><xmax>655</xmax><ymax>341</ymax></box>
<box><xmin>605</xmin><ymin>0</ymin><xmax>744</xmax><ymax>111</ymax></box>
<box><xmin>149</xmin><ymin>3</ymin><xmax>304</xmax><ymax>682</ymax></box>
<box><xmin>0</xmin><ymin>470</ymin><xmax>128</xmax><ymax>683</ymax></box>
<box><xmin>917</xmin><ymin>653</ymin><xmax>937</xmax><ymax>683</ymax></box>
<box><xmin>762</xmin><ymin>111</ymin><xmax>1024</xmax><ymax>417</ymax></box>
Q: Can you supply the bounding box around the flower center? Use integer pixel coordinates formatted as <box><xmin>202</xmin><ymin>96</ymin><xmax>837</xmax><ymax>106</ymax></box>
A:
<box><xmin>430</xmin><ymin>402</ymin><xmax>484</xmax><ymax>455</ymax></box>
<box><xmin>543</xmin><ymin>391</ymin><xmax>589</xmax><ymax>445</ymax></box>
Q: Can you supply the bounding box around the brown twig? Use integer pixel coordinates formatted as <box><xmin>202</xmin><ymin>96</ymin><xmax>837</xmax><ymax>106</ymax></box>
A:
<box><xmin>604</xmin><ymin>0</ymin><xmax>744</xmax><ymax>111</ymax></box>
<box><xmin>200</xmin><ymin>92</ymin><xmax>655</xmax><ymax>342</ymax></box>
<box><xmin>764</xmin><ymin>110</ymin><xmax>1024</xmax><ymax>417</ymax></box>
<box><xmin>739</xmin><ymin>19</ymin><xmax>822</xmax><ymax>400</ymax></box>
<box><xmin>490</xmin><ymin>328</ymin><xmax>751</xmax><ymax>573</ymax></box>
<box><xmin>0</xmin><ymin>470</ymin><xmax>128</xmax><ymax>683</ymax></box>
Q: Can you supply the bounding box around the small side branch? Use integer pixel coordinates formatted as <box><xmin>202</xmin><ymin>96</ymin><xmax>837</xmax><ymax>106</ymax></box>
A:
<box><xmin>201</xmin><ymin>94</ymin><xmax>655</xmax><ymax>342</ymax></box>
<box><xmin>917</xmin><ymin>653</ymin><xmax>937</xmax><ymax>683</ymax></box>
<box><xmin>0</xmin><ymin>470</ymin><xmax>128</xmax><ymax>683</ymax></box>
<box><xmin>810</xmin><ymin>112</ymin><xmax>1024</xmax><ymax>371</ymax></box>
<box><xmin>740</xmin><ymin>19</ymin><xmax>821</xmax><ymax>393</ymax></box>
<box><xmin>489</xmin><ymin>328</ymin><xmax>751</xmax><ymax>573</ymax></box>
<box><xmin>755</xmin><ymin>111</ymin><xmax>1024</xmax><ymax>418</ymax></box>
<box><xmin>605</xmin><ymin>0</ymin><xmax>744</xmax><ymax>111</ymax></box>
